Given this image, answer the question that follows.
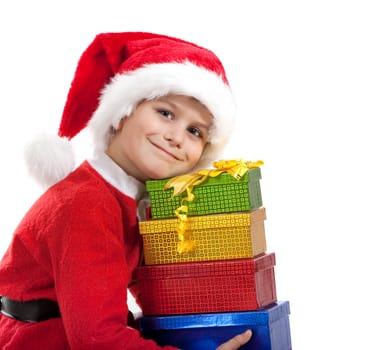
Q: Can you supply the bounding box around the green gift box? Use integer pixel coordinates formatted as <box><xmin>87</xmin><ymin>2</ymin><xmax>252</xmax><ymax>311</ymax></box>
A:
<box><xmin>146</xmin><ymin>167</ymin><xmax>263</xmax><ymax>219</ymax></box>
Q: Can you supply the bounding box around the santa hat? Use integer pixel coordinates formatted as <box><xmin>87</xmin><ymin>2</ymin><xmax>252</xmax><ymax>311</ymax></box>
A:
<box><xmin>25</xmin><ymin>32</ymin><xmax>236</xmax><ymax>188</ymax></box>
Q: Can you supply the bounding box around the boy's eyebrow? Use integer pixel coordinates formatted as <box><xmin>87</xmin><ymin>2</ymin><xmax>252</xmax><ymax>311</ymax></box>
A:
<box><xmin>154</xmin><ymin>97</ymin><xmax>179</xmax><ymax>110</ymax></box>
<box><xmin>194</xmin><ymin>120</ymin><xmax>211</xmax><ymax>131</ymax></box>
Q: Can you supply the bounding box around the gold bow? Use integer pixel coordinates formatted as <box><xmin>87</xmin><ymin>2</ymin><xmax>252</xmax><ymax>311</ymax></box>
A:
<box><xmin>164</xmin><ymin>159</ymin><xmax>264</xmax><ymax>254</ymax></box>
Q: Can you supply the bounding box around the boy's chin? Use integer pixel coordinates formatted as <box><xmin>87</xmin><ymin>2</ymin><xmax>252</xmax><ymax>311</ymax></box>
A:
<box><xmin>147</xmin><ymin>172</ymin><xmax>175</xmax><ymax>180</ymax></box>
<box><xmin>142</xmin><ymin>159</ymin><xmax>199</xmax><ymax>180</ymax></box>
<box><xmin>146</xmin><ymin>168</ymin><xmax>188</xmax><ymax>180</ymax></box>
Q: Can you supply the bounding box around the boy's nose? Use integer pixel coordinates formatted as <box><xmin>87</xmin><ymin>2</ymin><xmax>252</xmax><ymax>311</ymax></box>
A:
<box><xmin>164</xmin><ymin>126</ymin><xmax>184</xmax><ymax>147</ymax></box>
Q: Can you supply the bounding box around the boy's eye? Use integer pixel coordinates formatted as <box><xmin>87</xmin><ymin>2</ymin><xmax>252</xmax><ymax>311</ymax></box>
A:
<box><xmin>188</xmin><ymin>126</ymin><xmax>202</xmax><ymax>138</ymax></box>
<box><xmin>158</xmin><ymin>109</ymin><xmax>174</xmax><ymax>119</ymax></box>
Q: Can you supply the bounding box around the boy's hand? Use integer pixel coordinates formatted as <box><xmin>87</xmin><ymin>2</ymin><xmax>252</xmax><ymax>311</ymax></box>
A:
<box><xmin>216</xmin><ymin>330</ymin><xmax>252</xmax><ymax>350</ymax></box>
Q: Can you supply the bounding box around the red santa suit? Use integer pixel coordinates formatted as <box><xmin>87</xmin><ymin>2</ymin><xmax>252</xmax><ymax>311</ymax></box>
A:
<box><xmin>0</xmin><ymin>31</ymin><xmax>236</xmax><ymax>350</ymax></box>
<box><xmin>0</xmin><ymin>153</ymin><xmax>178</xmax><ymax>350</ymax></box>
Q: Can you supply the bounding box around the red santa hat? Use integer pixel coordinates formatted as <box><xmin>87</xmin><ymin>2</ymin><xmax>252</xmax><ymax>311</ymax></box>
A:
<box><xmin>25</xmin><ymin>32</ymin><xmax>236</xmax><ymax>188</ymax></box>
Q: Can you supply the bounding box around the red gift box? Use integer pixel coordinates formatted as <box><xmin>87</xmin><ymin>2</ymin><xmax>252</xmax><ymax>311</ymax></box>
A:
<box><xmin>132</xmin><ymin>253</ymin><xmax>277</xmax><ymax>316</ymax></box>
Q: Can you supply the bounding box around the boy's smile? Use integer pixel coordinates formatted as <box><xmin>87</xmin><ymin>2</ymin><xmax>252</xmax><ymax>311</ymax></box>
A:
<box><xmin>149</xmin><ymin>141</ymin><xmax>182</xmax><ymax>161</ymax></box>
<box><xmin>106</xmin><ymin>94</ymin><xmax>212</xmax><ymax>182</ymax></box>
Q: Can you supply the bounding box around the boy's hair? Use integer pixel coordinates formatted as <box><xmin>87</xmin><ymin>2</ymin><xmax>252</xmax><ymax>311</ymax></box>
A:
<box><xmin>25</xmin><ymin>32</ymin><xmax>236</xmax><ymax>188</ymax></box>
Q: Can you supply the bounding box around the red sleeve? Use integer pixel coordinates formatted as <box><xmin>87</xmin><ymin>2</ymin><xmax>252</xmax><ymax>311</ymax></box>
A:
<box><xmin>42</xmin><ymin>184</ymin><xmax>178</xmax><ymax>350</ymax></box>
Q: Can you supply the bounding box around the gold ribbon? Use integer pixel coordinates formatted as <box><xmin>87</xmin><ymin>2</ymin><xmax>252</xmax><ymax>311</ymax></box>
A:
<box><xmin>164</xmin><ymin>159</ymin><xmax>264</xmax><ymax>254</ymax></box>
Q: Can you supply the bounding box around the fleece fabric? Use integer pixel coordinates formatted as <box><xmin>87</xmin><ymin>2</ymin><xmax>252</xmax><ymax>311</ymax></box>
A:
<box><xmin>0</xmin><ymin>159</ymin><xmax>177</xmax><ymax>349</ymax></box>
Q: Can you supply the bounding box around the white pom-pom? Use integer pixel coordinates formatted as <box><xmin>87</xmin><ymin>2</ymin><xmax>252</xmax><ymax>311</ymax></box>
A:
<box><xmin>24</xmin><ymin>132</ymin><xmax>75</xmax><ymax>189</ymax></box>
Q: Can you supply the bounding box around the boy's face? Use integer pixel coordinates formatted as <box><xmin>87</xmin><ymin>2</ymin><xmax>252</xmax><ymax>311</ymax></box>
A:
<box><xmin>106</xmin><ymin>94</ymin><xmax>212</xmax><ymax>181</ymax></box>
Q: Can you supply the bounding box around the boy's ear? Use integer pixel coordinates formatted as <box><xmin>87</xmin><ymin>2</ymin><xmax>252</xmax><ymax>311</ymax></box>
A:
<box><xmin>116</xmin><ymin>118</ymin><xmax>126</xmax><ymax>130</ymax></box>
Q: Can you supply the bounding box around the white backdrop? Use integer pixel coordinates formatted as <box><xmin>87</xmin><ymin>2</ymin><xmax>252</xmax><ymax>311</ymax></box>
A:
<box><xmin>1</xmin><ymin>1</ymin><xmax>373</xmax><ymax>349</ymax></box>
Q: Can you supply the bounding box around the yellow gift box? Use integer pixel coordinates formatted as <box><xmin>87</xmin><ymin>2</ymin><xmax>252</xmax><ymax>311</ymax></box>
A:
<box><xmin>139</xmin><ymin>207</ymin><xmax>267</xmax><ymax>265</ymax></box>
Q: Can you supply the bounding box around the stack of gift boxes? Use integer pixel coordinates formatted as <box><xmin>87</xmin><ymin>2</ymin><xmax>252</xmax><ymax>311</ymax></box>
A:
<box><xmin>131</xmin><ymin>164</ymin><xmax>292</xmax><ymax>350</ymax></box>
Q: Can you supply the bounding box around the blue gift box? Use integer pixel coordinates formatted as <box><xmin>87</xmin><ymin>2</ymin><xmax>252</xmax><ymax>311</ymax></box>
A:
<box><xmin>140</xmin><ymin>301</ymin><xmax>292</xmax><ymax>350</ymax></box>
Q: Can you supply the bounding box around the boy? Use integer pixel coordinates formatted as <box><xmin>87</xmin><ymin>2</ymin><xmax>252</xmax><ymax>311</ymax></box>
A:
<box><xmin>0</xmin><ymin>32</ymin><xmax>251</xmax><ymax>349</ymax></box>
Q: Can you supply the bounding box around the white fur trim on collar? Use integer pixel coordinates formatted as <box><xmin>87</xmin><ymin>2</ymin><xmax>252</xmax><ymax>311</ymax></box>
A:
<box><xmin>88</xmin><ymin>152</ymin><xmax>146</xmax><ymax>200</ymax></box>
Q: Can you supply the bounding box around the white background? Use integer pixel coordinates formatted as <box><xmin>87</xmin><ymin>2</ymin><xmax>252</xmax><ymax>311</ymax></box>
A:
<box><xmin>1</xmin><ymin>1</ymin><xmax>373</xmax><ymax>349</ymax></box>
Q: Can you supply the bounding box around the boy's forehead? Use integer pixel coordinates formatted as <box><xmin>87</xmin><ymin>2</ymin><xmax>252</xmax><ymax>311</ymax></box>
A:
<box><xmin>154</xmin><ymin>94</ymin><xmax>209</xmax><ymax>111</ymax></box>
<box><xmin>154</xmin><ymin>94</ymin><xmax>195</xmax><ymax>103</ymax></box>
